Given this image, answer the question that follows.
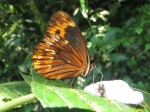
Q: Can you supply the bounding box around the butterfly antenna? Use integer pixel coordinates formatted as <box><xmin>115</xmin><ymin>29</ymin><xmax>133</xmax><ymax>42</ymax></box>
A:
<box><xmin>92</xmin><ymin>71</ymin><xmax>95</xmax><ymax>84</ymax></box>
<box><xmin>93</xmin><ymin>47</ymin><xmax>115</xmax><ymax>81</ymax></box>
<box><xmin>92</xmin><ymin>68</ymin><xmax>104</xmax><ymax>94</ymax></box>
<box><xmin>70</xmin><ymin>76</ymin><xmax>77</xmax><ymax>87</ymax></box>
<box><xmin>96</xmin><ymin>67</ymin><xmax>103</xmax><ymax>82</ymax></box>
<box><xmin>92</xmin><ymin>72</ymin><xmax>98</xmax><ymax>93</ymax></box>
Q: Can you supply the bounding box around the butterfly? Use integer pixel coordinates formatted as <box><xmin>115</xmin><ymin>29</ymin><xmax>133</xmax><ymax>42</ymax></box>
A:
<box><xmin>32</xmin><ymin>11</ymin><xmax>95</xmax><ymax>79</ymax></box>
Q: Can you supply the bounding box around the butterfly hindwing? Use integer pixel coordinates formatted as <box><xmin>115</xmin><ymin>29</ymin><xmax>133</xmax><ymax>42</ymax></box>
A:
<box><xmin>32</xmin><ymin>11</ymin><xmax>91</xmax><ymax>79</ymax></box>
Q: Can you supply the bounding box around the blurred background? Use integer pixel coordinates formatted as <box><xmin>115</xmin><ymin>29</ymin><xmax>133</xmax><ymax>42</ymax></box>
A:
<box><xmin>0</xmin><ymin>0</ymin><xmax>150</xmax><ymax>93</ymax></box>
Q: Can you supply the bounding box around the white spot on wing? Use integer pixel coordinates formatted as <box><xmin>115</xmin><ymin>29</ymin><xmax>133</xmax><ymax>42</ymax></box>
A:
<box><xmin>45</xmin><ymin>49</ymin><xmax>50</xmax><ymax>51</ymax></box>
<box><xmin>50</xmin><ymin>57</ymin><xmax>54</xmax><ymax>60</ymax></box>
<box><xmin>45</xmin><ymin>42</ymin><xmax>53</xmax><ymax>46</ymax></box>
<box><xmin>52</xmin><ymin>37</ymin><xmax>58</xmax><ymax>42</ymax></box>
<box><xmin>56</xmin><ymin>34</ymin><xmax>60</xmax><ymax>39</ymax></box>
<box><xmin>51</xmin><ymin>52</ymin><xmax>56</xmax><ymax>54</ymax></box>
<box><xmin>37</xmin><ymin>56</ymin><xmax>42</xmax><ymax>59</ymax></box>
<box><xmin>63</xmin><ymin>40</ymin><xmax>69</xmax><ymax>45</ymax></box>
<box><xmin>49</xmin><ymin>65</ymin><xmax>52</xmax><ymax>68</ymax></box>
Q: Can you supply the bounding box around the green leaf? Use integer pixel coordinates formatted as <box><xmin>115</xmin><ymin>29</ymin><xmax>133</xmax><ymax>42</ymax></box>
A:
<box><xmin>79</xmin><ymin>0</ymin><xmax>88</xmax><ymax>18</ymax></box>
<box><xmin>21</xmin><ymin>73</ymin><xmax>32</xmax><ymax>86</ymax></box>
<box><xmin>142</xmin><ymin>91</ymin><xmax>150</xmax><ymax>109</ymax></box>
<box><xmin>135</xmin><ymin>27</ymin><xmax>143</xmax><ymax>35</ymax></box>
<box><xmin>145</xmin><ymin>43</ymin><xmax>150</xmax><ymax>52</ymax></box>
<box><xmin>110</xmin><ymin>53</ymin><xmax>128</xmax><ymax>63</ymax></box>
<box><xmin>103</xmin><ymin>29</ymin><xmax>118</xmax><ymax>44</ymax></box>
<box><xmin>0</xmin><ymin>81</ymin><xmax>31</xmax><ymax>101</ymax></box>
<box><xmin>31</xmin><ymin>82</ymin><xmax>146</xmax><ymax>111</ymax></box>
<box><xmin>0</xmin><ymin>94</ymin><xmax>36</xmax><ymax>112</ymax></box>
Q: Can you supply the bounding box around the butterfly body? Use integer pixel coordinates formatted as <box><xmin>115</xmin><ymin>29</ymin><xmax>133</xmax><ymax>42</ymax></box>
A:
<box><xmin>32</xmin><ymin>11</ymin><xmax>93</xmax><ymax>79</ymax></box>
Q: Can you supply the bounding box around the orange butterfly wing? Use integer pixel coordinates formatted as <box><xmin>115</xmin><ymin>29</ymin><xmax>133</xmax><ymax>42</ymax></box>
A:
<box><xmin>32</xmin><ymin>11</ymin><xmax>91</xmax><ymax>79</ymax></box>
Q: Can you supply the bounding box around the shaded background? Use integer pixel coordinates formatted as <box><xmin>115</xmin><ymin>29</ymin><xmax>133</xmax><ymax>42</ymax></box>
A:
<box><xmin>0</xmin><ymin>0</ymin><xmax>150</xmax><ymax>92</ymax></box>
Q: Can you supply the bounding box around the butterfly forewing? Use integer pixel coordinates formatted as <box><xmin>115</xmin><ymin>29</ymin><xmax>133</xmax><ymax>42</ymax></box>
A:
<box><xmin>32</xmin><ymin>11</ymin><xmax>91</xmax><ymax>79</ymax></box>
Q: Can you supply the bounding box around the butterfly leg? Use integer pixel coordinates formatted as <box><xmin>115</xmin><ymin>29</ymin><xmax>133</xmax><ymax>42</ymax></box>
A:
<box><xmin>70</xmin><ymin>76</ymin><xmax>77</xmax><ymax>87</ymax></box>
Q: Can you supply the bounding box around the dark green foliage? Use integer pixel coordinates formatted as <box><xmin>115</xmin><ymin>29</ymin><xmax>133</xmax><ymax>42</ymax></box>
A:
<box><xmin>0</xmin><ymin>0</ymin><xmax>149</xmax><ymax>93</ymax></box>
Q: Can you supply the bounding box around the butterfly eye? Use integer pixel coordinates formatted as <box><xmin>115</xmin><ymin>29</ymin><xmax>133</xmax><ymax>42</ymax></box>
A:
<box><xmin>32</xmin><ymin>11</ymin><xmax>93</xmax><ymax>79</ymax></box>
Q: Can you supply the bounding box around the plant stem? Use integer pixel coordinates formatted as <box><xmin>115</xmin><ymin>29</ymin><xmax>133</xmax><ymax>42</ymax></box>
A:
<box><xmin>0</xmin><ymin>93</ymin><xmax>36</xmax><ymax>112</ymax></box>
